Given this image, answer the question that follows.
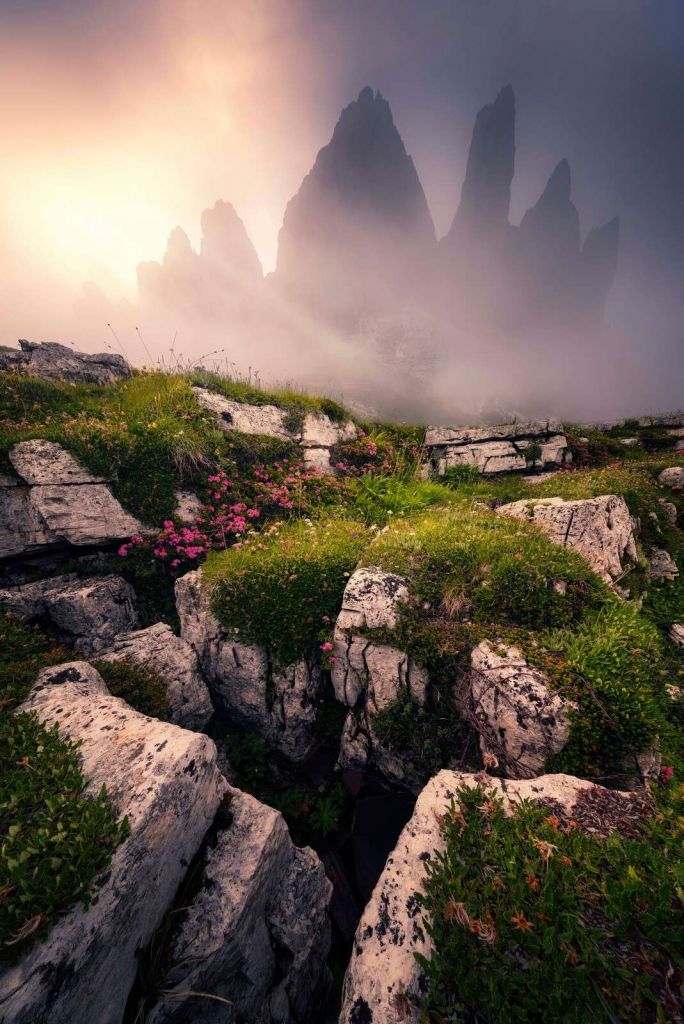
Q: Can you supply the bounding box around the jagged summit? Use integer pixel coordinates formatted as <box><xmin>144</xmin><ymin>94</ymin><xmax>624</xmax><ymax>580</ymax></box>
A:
<box><xmin>274</xmin><ymin>85</ymin><xmax>434</xmax><ymax>321</ymax></box>
<box><xmin>518</xmin><ymin>157</ymin><xmax>581</xmax><ymax>258</ymax></box>
<box><xmin>200</xmin><ymin>200</ymin><xmax>262</xmax><ymax>281</ymax></box>
<box><xmin>447</xmin><ymin>83</ymin><xmax>516</xmax><ymax>241</ymax></box>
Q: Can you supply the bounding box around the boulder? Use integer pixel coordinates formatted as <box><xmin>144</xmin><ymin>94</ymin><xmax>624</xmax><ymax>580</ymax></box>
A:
<box><xmin>0</xmin><ymin>440</ymin><xmax>144</xmax><ymax>560</ymax></box>
<box><xmin>98</xmin><ymin>621</ymin><xmax>213</xmax><ymax>730</ymax></box>
<box><xmin>174</xmin><ymin>489</ymin><xmax>202</xmax><ymax>524</ymax></box>
<box><xmin>0</xmin><ymin>573</ymin><xmax>139</xmax><ymax>655</ymax></box>
<box><xmin>497</xmin><ymin>494</ymin><xmax>637</xmax><ymax>583</ymax></box>
<box><xmin>425</xmin><ymin>419</ymin><xmax>570</xmax><ymax>477</ymax></box>
<box><xmin>192</xmin><ymin>386</ymin><xmax>356</xmax><ymax>472</ymax></box>
<box><xmin>0</xmin><ymin>663</ymin><xmax>225</xmax><ymax>1024</ymax></box>
<box><xmin>671</xmin><ymin>623</ymin><xmax>684</xmax><ymax>648</ymax></box>
<box><xmin>659</xmin><ymin>500</ymin><xmax>678</xmax><ymax>526</ymax></box>
<box><xmin>175</xmin><ymin>570</ymin><xmax>323</xmax><ymax>761</ymax></box>
<box><xmin>0</xmin><ymin>340</ymin><xmax>131</xmax><ymax>385</ymax></box>
<box><xmin>148</xmin><ymin>786</ymin><xmax>332</xmax><ymax>1024</ymax></box>
<box><xmin>332</xmin><ymin>568</ymin><xmax>430</xmax><ymax>788</ymax></box>
<box><xmin>658</xmin><ymin>466</ymin><xmax>684</xmax><ymax>491</ymax></box>
<box><xmin>468</xmin><ymin>641</ymin><xmax>573</xmax><ymax>778</ymax></box>
<box><xmin>339</xmin><ymin>770</ymin><xmax>643</xmax><ymax>1024</ymax></box>
<box><xmin>647</xmin><ymin>547</ymin><xmax>679</xmax><ymax>581</ymax></box>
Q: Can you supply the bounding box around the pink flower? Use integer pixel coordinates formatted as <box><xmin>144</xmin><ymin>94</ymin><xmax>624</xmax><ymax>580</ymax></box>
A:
<box><xmin>118</xmin><ymin>544</ymin><xmax>129</xmax><ymax>557</ymax></box>
<box><xmin>320</xmin><ymin>642</ymin><xmax>333</xmax><ymax>652</ymax></box>
<box><xmin>659</xmin><ymin>765</ymin><xmax>674</xmax><ymax>784</ymax></box>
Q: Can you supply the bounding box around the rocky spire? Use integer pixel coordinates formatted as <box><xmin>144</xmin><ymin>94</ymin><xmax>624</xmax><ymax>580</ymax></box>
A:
<box><xmin>447</xmin><ymin>84</ymin><xmax>516</xmax><ymax>241</ymax></box>
<box><xmin>200</xmin><ymin>200</ymin><xmax>262</xmax><ymax>281</ymax></box>
<box><xmin>580</xmin><ymin>216</ymin><xmax>620</xmax><ymax>317</ymax></box>
<box><xmin>518</xmin><ymin>158</ymin><xmax>581</xmax><ymax>258</ymax></box>
<box><xmin>275</xmin><ymin>87</ymin><xmax>435</xmax><ymax>321</ymax></box>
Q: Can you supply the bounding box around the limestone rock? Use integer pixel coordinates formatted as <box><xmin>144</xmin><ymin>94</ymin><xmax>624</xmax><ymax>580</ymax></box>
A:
<box><xmin>0</xmin><ymin>440</ymin><xmax>144</xmax><ymax>559</ymax></box>
<box><xmin>648</xmin><ymin>547</ymin><xmax>679</xmax><ymax>581</ymax></box>
<box><xmin>193</xmin><ymin>385</ymin><xmax>292</xmax><ymax>440</ymax></box>
<box><xmin>0</xmin><ymin>573</ymin><xmax>138</xmax><ymax>655</ymax></box>
<box><xmin>175</xmin><ymin>570</ymin><xmax>322</xmax><ymax>760</ymax></box>
<box><xmin>339</xmin><ymin>770</ymin><xmax>634</xmax><ymax>1024</ymax></box>
<box><xmin>332</xmin><ymin>568</ymin><xmax>429</xmax><ymax>787</ymax></box>
<box><xmin>192</xmin><ymin>386</ymin><xmax>356</xmax><ymax>472</ymax></box>
<box><xmin>659</xmin><ymin>500</ymin><xmax>678</xmax><ymax>526</ymax></box>
<box><xmin>497</xmin><ymin>494</ymin><xmax>637</xmax><ymax>583</ymax></box>
<box><xmin>148</xmin><ymin>786</ymin><xmax>332</xmax><ymax>1024</ymax></box>
<box><xmin>671</xmin><ymin>623</ymin><xmax>684</xmax><ymax>648</ymax></box>
<box><xmin>659</xmin><ymin>466</ymin><xmax>684</xmax><ymax>490</ymax></box>
<box><xmin>0</xmin><ymin>339</ymin><xmax>130</xmax><ymax>385</ymax></box>
<box><xmin>99</xmin><ymin>621</ymin><xmax>213</xmax><ymax>730</ymax></box>
<box><xmin>0</xmin><ymin>663</ymin><xmax>225</xmax><ymax>1024</ymax></box>
<box><xmin>174</xmin><ymin>489</ymin><xmax>202</xmax><ymax>524</ymax></box>
<box><xmin>425</xmin><ymin>419</ymin><xmax>570</xmax><ymax>476</ymax></box>
<box><xmin>468</xmin><ymin>640</ymin><xmax>573</xmax><ymax>778</ymax></box>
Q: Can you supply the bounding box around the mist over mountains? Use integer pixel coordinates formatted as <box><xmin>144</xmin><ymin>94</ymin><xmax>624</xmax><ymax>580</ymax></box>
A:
<box><xmin>128</xmin><ymin>84</ymin><xmax>621</xmax><ymax>421</ymax></box>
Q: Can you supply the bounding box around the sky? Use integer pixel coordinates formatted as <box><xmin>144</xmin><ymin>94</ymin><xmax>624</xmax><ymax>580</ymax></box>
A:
<box><xmin>1</xmin><ymin>0</ymin><xmax>683</xmax><ymax>412</ymax></box>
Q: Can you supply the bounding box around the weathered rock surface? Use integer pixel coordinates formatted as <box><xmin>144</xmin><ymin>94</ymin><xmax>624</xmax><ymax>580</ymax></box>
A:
<box><xmin>99</xmin><ymin>621</ymin><xmax>213</xmax><ymax>730</ymax></box>
<box><xmin>339</xmin><ymin>770</ymin><xmax>636</xmax><ymax>1024</ymax></box>
<box><xmin>192</xmin><ymin>386</ymin><xmax>356</xmax><ymax>471</ymax></box>
<box><xmin>648</xmin><ymin>547</ymin><xmax>679</xmax><ymax>581</ymax></box>
<box><xmin>659</xmin><ymin>466</ymin><xmax>684</xmax><ymax>491</ymax></box>
<box><xmin>148</xmin><ymin>786</ymin><xmax>332</xmax><ymax>1024</ymax></box>
<box><xmin>671</xmin><ymin>623</ymin><xmax>684</xmax><ymax>648</ymax></box>
<box><xmin>497</xmin><ymin>494</ymin><xmax>637</xmax><ymax>582</ymax></box>
<box><xmin>0</xmin><ymin>573</ymin><xmax>138</xmax><ymax>655</ymax></box>
<box><xmin>0</xmin><ymin>339</ymin><xmax>131</xmax><ymax>384</ymax></box>
<box><xmin>425</xmin><ymin>419</ymin><xmax>570</xmax><ymax>476</ymax></box>
<box><xmin>468</xmin><ymin>641</ymin><xmax>573</xmax><ymax>778</ymax></box>
<box><xmin>332</xmin><ymin>568</ymin><xmax>430</xmax><ymax>787</ymax></box>
<box><xmin>176</xmin><ymin>570</ymin><xmax>323</xmax><ymax>760</ymax></box>
<box><xmin>0</xmin><ymin>663</ymin><xmax>225</xmax><ymax>1024</ymax></box>
<box><xmin>0</xmin><ymin>440</ymin><xmax>144</xmax><ymax>559</ymax></box>
<box><xmin>174</xmin><ymin>489</ymin><xmax>202</xmax><ymax>524</ymax></box>
<box><xmin>659</xmin><ymin>499</ymin><xmax>679</xmax><ymax>526</ymax></box>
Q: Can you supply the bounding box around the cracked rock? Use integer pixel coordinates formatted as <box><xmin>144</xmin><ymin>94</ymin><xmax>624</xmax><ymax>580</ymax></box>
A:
<box><xmin>497</xmin><ymin>493</ymin><xmax>637</xmax><ymax>582</ymax></box>
<box><xmin>175</xmin><ymin>569</ymin><xmax>322</xmax><ymax>760</ymax></box>
<box><xmin>425</xmin><ymin>419</ymin><xmax>571</xmax><ymax>477</ymax></box>
<box><xmin>98</xmin><ymin>621</ymin><xmax>213</xmax><ymax>730</ymax></box>
<box><xmin>0</xmin><ymin>573</ymin><xmax>139</xmax><ymax>655</ymax></box>
<box><xmin>0</xmin><ymin>662</ymin><xmax>225</xmax><ymax>1024</ymax></box>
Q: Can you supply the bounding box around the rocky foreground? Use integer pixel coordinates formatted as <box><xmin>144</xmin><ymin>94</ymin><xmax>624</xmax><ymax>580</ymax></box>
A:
<box><xmin>0</xmin><ymin>344</ymin><xmax>682</xmax><ymax>1024</ymax></box>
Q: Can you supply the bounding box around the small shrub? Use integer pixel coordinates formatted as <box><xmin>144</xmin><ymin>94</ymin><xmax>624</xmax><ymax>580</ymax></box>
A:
<box><xmin>92</xmin><ymin>659</ymin><xmax>171</xmax><ymax>720</ymax></box>
<box><xmin>416</xmin><ymin>785</ymin><xmax>683</xmax><ymax>1024</ymax></box>
<box><xmin>204</xmin><ymin>518</ymin><xmax>369</xmax><ymax>667</ymax></box>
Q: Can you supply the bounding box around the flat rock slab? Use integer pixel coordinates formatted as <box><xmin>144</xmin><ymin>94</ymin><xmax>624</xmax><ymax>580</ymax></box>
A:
<box><xmin>99</xmin><ymin>621</ymin><xmax>213</xmax><ymax>730</ymax></box>
<box><xmin>339</xmin><ymin>771</ymin><xmax>627</xmax><ymax>1024</ymax></box>
<box><xmin>1</xmin><ymin>440</ymin><xmax>144</xmax><ymax>559</ymax></box>
<box><xmin>0</xmin><ymin>662</ymin><xmax>225</xmax><ymax>1024</ymax></box>
<box><xmin>497</xmin><ymin>493</ymin><xmax>637</xmax><ymax>583</ymax></box>
<box><xmin>0</xmin><ymin>573</ymin><xmax>139</xmax><ymax>655</ymax></box>
<box><xmin>0</xmin><ymin>340</ymin><xmax>130</xmax><ymax>385</ymax></box>
<box><xmin>425</xmin><ymin>419</ymin><xmax>571</xmax><ymax>476</ymax></box>
<box><xmin>148</xmin><ymin>786</ymin><xmax>332</xmax><ymax>1024</ymax></box>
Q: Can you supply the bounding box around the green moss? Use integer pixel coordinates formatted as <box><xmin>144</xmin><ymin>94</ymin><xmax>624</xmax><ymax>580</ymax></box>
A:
<box><xmin>548</xmin><ymin>605</ymin><xmax>663</xmax><ymax>777</ymax></box>
<box><xmin>204</xmin><ymin>517</ymin><xmax>369</xmax><ymax>667</ymax></box>
<box><xmin>416</xmin><ymin>784</ymin><xmax>683</xmax><ymax>1024</ymax></box>
<box><xmin>0</xmin><ymin>616</ymin><xmax>127</xmax><ymax>962</ymax></box>
<box><xmin>371</xmin><ymin>685</ymin><xmax>475</xmax><ymax>782</ymax></box>
<box><xmin>92</xmin><ymin>659</ymin><xmax>172</xmax><ymax>720</ymax></box>
<box><xmin>363</xmin><ymin>507</ymin><xmax>610</xmax><ymax>629</ymax></box>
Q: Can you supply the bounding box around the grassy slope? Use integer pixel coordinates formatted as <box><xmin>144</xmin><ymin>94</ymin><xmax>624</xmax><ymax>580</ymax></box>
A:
<box><xmin>1</xmin><ymin>367</ymin><xmax>683</xmax><ymax>1013</ymax></box>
